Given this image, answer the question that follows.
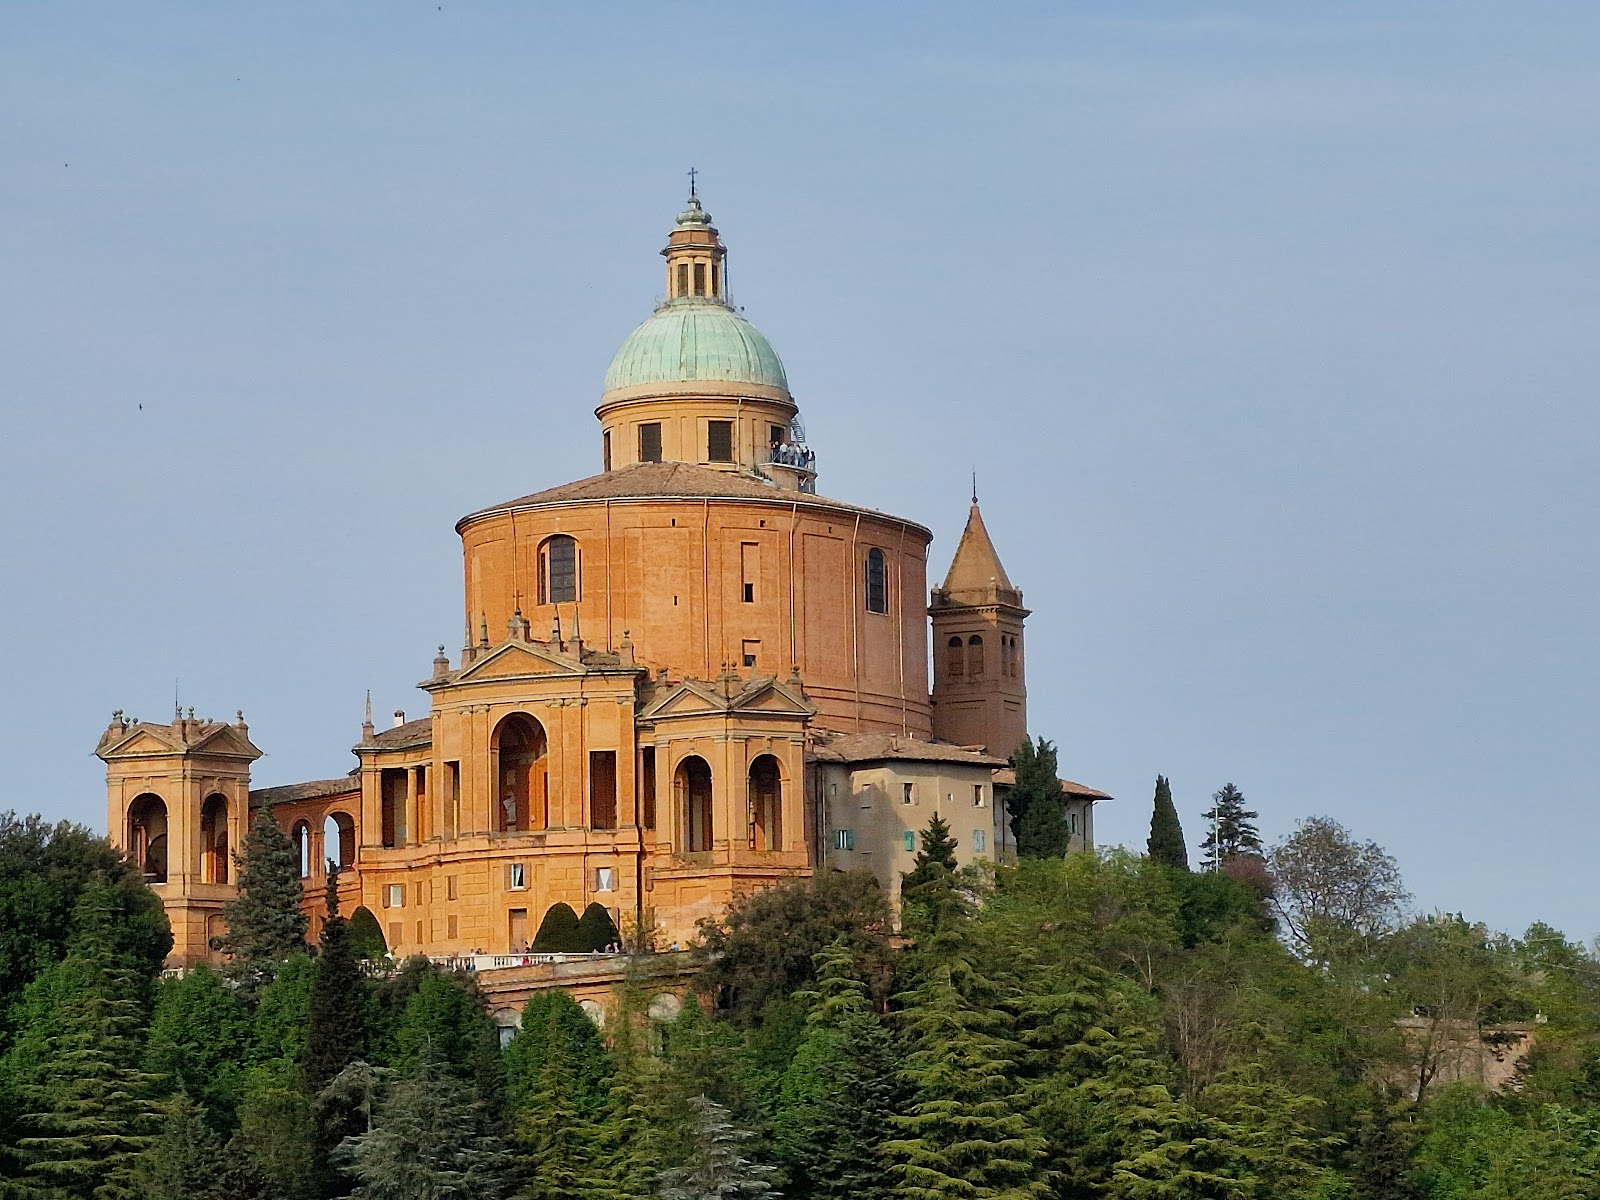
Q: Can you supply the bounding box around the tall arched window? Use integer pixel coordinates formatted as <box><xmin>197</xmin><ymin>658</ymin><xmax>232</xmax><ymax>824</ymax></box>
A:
<box><xmin>967</xmin><ymin>634</ymin><xmax>985</xmax><ymax>677</ymax></box>
<box><xmin>494</xmin><ymin>713</ymin><xmax>550</xmax><ymax>833</ymax></box>
<box><xmin>946</xmin><ymin>636</ymin><xmax>964</xmax><ymax>678</ymax></box>
<box><xmin>675</xmin><ymin>756</ymin><xmax>714</xmax><ymax>853</ymax></box>
<box><xmin>293</xmin><ymin>822</ymin><xmax>311</xmax><ymax>878</ymax></box>
<box><xmin>200</xmin><ymin>794</ymin><xmax>229</xmax><ymax>884</ymax></box>
<box><xmin>539</xmin><ymin>535</ymin><xmax>578</xmax><ymax>605</ymax></box>
<box><xmin>127</xmin><ymin>794</ymin><xmax>168</xmax><ymax>884</ymax></box>
<box><xmin>748</xmin><ymin>755</ymin><xmax>782</xmax><ymax>852</ymax></box>
<box><xmin>864</xmin><ymin>548</ymin><xmax>888</xmax><ymax>614</ymax></box>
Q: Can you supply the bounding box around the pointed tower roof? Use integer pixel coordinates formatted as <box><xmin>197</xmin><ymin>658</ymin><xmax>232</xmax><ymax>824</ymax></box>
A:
<box><xmin>934</xmin><ymin>500</ymin><xmax>1024</xmax><ymax>610</ymax></box>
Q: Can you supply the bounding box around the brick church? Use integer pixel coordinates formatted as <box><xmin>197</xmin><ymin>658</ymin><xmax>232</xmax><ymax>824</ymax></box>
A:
<box><xmin>96</xmin><ymin>189</ymin><xmax>1107</xmax><ymax>970</ymax></box>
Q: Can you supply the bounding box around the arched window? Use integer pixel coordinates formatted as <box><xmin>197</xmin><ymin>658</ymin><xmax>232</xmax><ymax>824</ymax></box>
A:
<box><xmin>864</xmin><ymin>548</ymin><xmax>888</xmax><ymax>614</ymax></box>
<box><xmin>293</xmin><ymin>822</ymin><xmax>311</xmax><ymax>878</ymax></box>
<box><xmin>323</xmin><ymin>812</ymin><xmax>356</xmax><ymax>871</ymax></box>
<box><xmin>494</xmin><ymin>713</ymin><xmax>550</xmax><ymax>833</ymax></box>
<box><xmin>967</xmin><ymin>634</ymin><xmax>985</xmax><ymax>677</ymax></box>
<box><xmin>748</xmin><ymin>755</ymin><xmax>782</xmax><ymax>852</ymax></box>
<box><xmin>200</xmin><ymin>794</ymin><xmax>229</xmax><ymax>884</ymax></box>
<box><xmin>946</xmin><ymin>636</ymin><xmax>964</xmax><ymax>678</ymax></box>
<box><xmin>539</xmin><ymin>535</ymin><xmax>578</xmax><ymax>605</ymax></box>
<box><xmin>127</xmin><ymin>794</ymin><xmax>168</xmax><ymax>884</ymax></box>
<box><xmin>675</xmin><ymin>756</ymin><xmax>714</xmax><ymax>853</ymax></box>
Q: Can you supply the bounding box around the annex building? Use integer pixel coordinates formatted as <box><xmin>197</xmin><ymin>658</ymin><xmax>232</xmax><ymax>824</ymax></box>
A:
<box><xmin>97</xmin><ymin>190</ymin><xmax>1108</xmax><ymax>972</ymax></box>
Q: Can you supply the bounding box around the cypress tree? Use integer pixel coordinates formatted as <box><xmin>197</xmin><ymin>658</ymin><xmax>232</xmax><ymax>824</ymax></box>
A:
<box><xmin>1008</xmin><ymin>737</ymin><xmax>1069</xmax><ymax>859</ymax></box>
<box><xmin>884</xmin><ymin>960</ymin><xmax>1048</xmax><ymax>1199</ymax></box>
<box><xmin>656</xmin><ymin>1096</ymin><xmax>779</xmax><ymax>1200</ymax></box>
<box><xmin>14</xmin><ymin>883</ymin><xmax>165</xmax><ymax>1199</ymax></box>
<box><xmin>512</xmin><ymin>1014</ymin><xmax>614</xmax><ymax>1200</ymax></box>
<box><xmin>575</xmin><ymin>903</ymin><xmax>622</xmax><ymax>953</ymax></box>
<box><xmin>1199</xmin><ymin>783</ymin><xmax>1262</xmax><ymax>870</ymax></box>
<box><xmin>222</xmin><ymin>805</ymin><xmax>309</xmax><ymax>985</ymax></box>
<box><xmin>1145</xmin><ymin>775</ymin><xmax>1189</xmax><ymax>872</ymax></box>
<box><xmin>306</xmin><ymin>871</ymin><xmax>366</xmax><ymax>1094</ymax></box>
<box><xmin>531</xmin><ymin>903</ymin><xmax>584</xmax><ymax>952</ymax></box>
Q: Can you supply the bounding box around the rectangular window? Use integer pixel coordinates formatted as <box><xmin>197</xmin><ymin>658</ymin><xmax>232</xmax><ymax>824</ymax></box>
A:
<box><xmin>447</xmin><ymin>914</ymin><xmax>459</xmax><ymax>939</ymax></box>
<box><xmin>1069</xmin><ymin>811</ymin><xmax>1079</xmax><ymax>836</ymax></box>
<box><xmin>711</xmin><ymin>263</ymin><xmax>721</xmax><ymax>297</ymax></box>
<box><xmin>413</xmin><ymin>881</ymin><xmax>423</xmax><ymax>905</ymax></box>
<box><xmin>974</xmin><ymin>785</ymin><xmax>986</xmax><ymax>808</ymax></box>
<box><xmin>742</xmin><ymin>639</ymin><xmax>760</xmax><ymax>669</ymax></box>
<box><xmin>447</xmin><ymin>874</ymin><xmax>459</xmax><ymax>901</ymax></box>
<box><xmin>741</xmin><ymin>541</ymin><xmax>758</xmax><ymax>603</ymax></box>
<box><xmin>707</xmin><ymin>420</ymin><xmax>734</xmax><ymax>463</ymax></box>
<box><xmin>770</xmin><ymin>424</ymin><xmax>785</xmax><ymax>448</ymax></box>
<box><xmin>416</xmin><ymin>920</ymin><xmax>423</xmax><ymax>944</ymax></box>
<box><xmin>639</xmin><ymin>422</ymin><xmax>662</xmax><ymax>463</ymax></box>
<box><xmin>386</xmin><ymin>883</ymin><xmax>405</xmax><ymax>909</ymax></box>
<box><xmin>590</xmin><ymin>751</ymin><xmax>618</xmax><ymax>830</ymax></box>
<box><xmin>832</xmin><ymin>828</ymin><xmax>854</xmax><ymax>851</ymax></box>
<box><xmin>388</xmin><ymin>921</ymin><xmax>402</xmax><ymax>948</ymax></box>
<box><xmin>676</xmin><ymin>263</ymin><xmax>688</xmax><ymax>296</ymax></box>
<box><xmin>603</xmin><ymin>430</ymin><xmax>612</xmax><ymax>471</ymax></box>
<box><xmin>446</xmin><ymin>761</ymin><xmax>461</xmax><ymax>838</ymax></box>
<box><xmin>903</xmin><ymin>830</ymin><xmax>916</xmax><ymax>852</ymax></box>
<box><xmin>641</xmin><ymin>746</ymin><xmax>657</xmax><ymax>830</ymax></box>
<box><xmin>902</xmin><ymin>783</ymin><xmax>915</xmax><ymax>805</ymax></box>
<box><xmin>693</xmin><ymin>262</ymin><xmax>706</xmax><ymax>295</ymax></box>
<box><xmin>508</xmin><ymin>863</ymin><xmax>526</xmax><ymax>890</ymax></box>
<box><xmin>596</xmin><ymin>867</ymin><xmax>615</xmax><ymax>892</ymax></box>
<box><xmin>974</xmin><ymin>829</ymin><xmax>987</xmax><ymax>853</ymax></box>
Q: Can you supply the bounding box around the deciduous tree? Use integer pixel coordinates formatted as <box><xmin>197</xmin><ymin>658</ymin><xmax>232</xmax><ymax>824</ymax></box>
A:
<box><xmin>1269</xmin><ymin>817</ymin><xmax>1408</xmax><ymax>964</ymax></box>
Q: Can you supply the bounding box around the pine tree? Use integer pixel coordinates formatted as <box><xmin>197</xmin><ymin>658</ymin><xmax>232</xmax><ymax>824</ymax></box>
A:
<box><xmin>512</xmin><ymin>1007</ymin><xmax>614</xmax><ymax>1200</ymax></box>
<box><xmin>1349</xmin><ymin>1092</ymin><xmax>1420</xmax><ymax>1200</ymax></box>
<box><xmin>901</xmin><ymin>815</ymin><xmax>965</xmax><ymax>940</ymax></box>
<box><xmin>222</xmin><ymin>805</ymin><xmax>309</xmax><ymax>985</ymax></box>
<box><xmin>307</xmin><ymin>872</ymin><xmax>367</xmax><ymax>1094</ymax></box>
<box><xmin>1008</xmin><ymin>738</ymin><xmax>1069</xmax><ymax>859</ymax></box>
<box><xmin>1199</xmin><ymin>783</ymin><xmax>1262</xmax><ymax>871</ymax></box>
<box><xmin>332</xmin><ymin>1058</ymin><xmax>514</xmax><ymax>1200</ymax></box>
<box><xmin>656</xmin><ymin>1095</ymin><xmax>780</xmax><ymax>1200</ymax></box>
<box><xmin>135</xmin><ymin>1093</ymin><xmax>272</xmax><ymax>1200</ymax></box>
<box><xmin>884</xmin><ymin>960</ymin><xmax>1048</xmax><ymax>1199</ymax></box>
<box><xmin>773</xmin><ymin>942</ymin><xmax>899</xmax><ymax>1200</ymax></box>
<box><xmin>1146</xmin><ymin>775</ymin><xmax>1189</xmax><ymax>872</ymax></box>
<box><xmin>14</xmin><ymin>882</ymin><xmax>165</xmax><ymax>1199</ymax></box>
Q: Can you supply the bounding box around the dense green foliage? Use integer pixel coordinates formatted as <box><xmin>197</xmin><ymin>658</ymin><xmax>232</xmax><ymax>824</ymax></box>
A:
<box><xmin>532</xmin><ymin>902</ymin><xmax>584</xmax><ymax>952</ymax></box>
<box><xmin>1008</xmin><ymin>737</ymin><xmax>1069</xmax><ymax>859</ymax></box>
<box><xmin>1</xmin><ymin>804</ymin><xmax>1597</xmax><ymax>1200</ymax></box>
<box><xmin>222</xmin><ymin>805</ymin><xmax>309</xmax><ymax>984</ymax></box>
<box><xmin>1146</xmin><ymin>774</ymin><xmax>1190</xmax><ymax>870</ymax></box>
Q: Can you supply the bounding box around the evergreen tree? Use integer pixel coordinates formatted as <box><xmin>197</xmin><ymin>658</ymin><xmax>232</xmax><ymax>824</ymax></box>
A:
<box><xmin>346</xmin><ymin>907</ymin><xmax>388</xmax><ymax>960</ymax></box>
<box><xmin>503</xmin><ymin>991</ymin><xmax>613</xmax><ymax>1117</ymax></box>
<box><xmin>144</xmin><ymin>962</ymin><xmax>254</xmax><ymax>1130</ymax></box>
<box><xmin>512</xmin><ymin>1002</ymin><xmax>614</xmax><ymax>1200</ymax></box>
<box><xmin>392</xmin><ymin>968</ymin><xmax>499</xmax><ymax>1098</ymax></box>
<box><xmin>884</xmin><ymin>960</ymin><xmax>1047</xmax><ymax>1199</ymax></box>
<box><xmin>234</xmin><ymin>1081</ymin><xmax>318</xmax><ymax>1200</ymax></box>
<box><xmin>773</xmin><ymin>942</ymin><xmax>899</xmax><ymax>1200</ymax></box>
<box><xmin>332</xmin><ymin>1058</ymin><xmax>514</xmax><ymax>1200</ymax></box>
<box><xmin>306</xmin><ymin>872</ymin><xmax>367</xmax><ymax>1094</ymax></box>
<box><xmin>531</xmin><ymin>903</ymin><xmax>584</xmax><ymax>952</ymax></box>
<box><xmin>13</xmin><ymin>883</ymin><xmax>165</xmax><ymax>1199</ymax></box>
<box><xmin>901</xmin><ymin>815</ymin><xmax>965</xmax><ymax>941</ymax></box>
<box><xmin>1199</xmin><ymin>783</ymin><xmax>1262</xmax><ymax>871</ymax></box>
<box><xmin>1146</xmin><ymin>775</ymin><xmax>1189</xmax><ymax>872</ymax></box>
<box><xmin>222</xmin><ymin>805</ymin><xmax>309</xmax><ymax>985</ymax></box>
<box><xmin>1348</xmin><ymin>1092</ymin><xmax>1420</xmax><ymax>1200</ymax></box>
<box><xmin>135</xmin><ymin>1093</ymin><xmax>271</xmax><ymax>1200</ymax></box>
<box><xmin>576</xmin><ymin>903</ymin><xmax>622</xmax><ymax>953</ymax></box>
<box><xmin>656</xmin><ymin>1095</ymin><xmax>779</xmax><ymax>1200</ymax></box>
<box><xmin>1007</xmin><ymin>738</ymin><xmax>1069</xmax><ymax>859</ymax></box>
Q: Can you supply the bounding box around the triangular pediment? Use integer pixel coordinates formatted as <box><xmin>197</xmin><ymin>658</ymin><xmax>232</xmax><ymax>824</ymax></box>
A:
<box><xmin>453</xmin><ymin>639</ymin><xmax>585</xmax><ymax>684</ymax></box>
<box><xmin>730</xmin><ymin>678</ymin><xmax>816</xmax><ymax>717</ymax></box>
<box><xmin>640</xmin><ymin>681</ymin><xmax>726</xmax><ymax>721</ymax></box>
<box><xmin>103</xmin><ymin>728</ymin><xmax>179</xmax><ymax>758</ymax></box>
<box><xmin>184</xmin><ymin>724</ymin><xmax>263</xmax><ymax>760</ymax></box>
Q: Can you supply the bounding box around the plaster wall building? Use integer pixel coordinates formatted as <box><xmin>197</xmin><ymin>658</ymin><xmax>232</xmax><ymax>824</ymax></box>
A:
<box><xmin>98</xmin><ymin>190</ymin><xmax>1110</xmax><ymax>973</ymax></box>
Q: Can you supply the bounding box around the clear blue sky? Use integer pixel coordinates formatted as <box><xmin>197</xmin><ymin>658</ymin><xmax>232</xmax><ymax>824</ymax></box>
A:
<box><xmin>2</xmin><ymin>3</ymin><xmax>1595</xmax><ymax>942</ymax></box>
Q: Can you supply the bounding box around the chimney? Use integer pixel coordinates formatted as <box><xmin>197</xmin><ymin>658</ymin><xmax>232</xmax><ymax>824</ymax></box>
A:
<box><xmin>393</xmin><ymin>709</ymin><xmax>406</xmax><ymax>728</ymax></box>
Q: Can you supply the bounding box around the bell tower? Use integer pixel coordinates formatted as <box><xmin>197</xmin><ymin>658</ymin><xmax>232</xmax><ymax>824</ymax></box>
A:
<box><xmin>929</xmin><ymin>497</ymin><xmax>1030</xmax><ymax>757</ymax></box>
<box><xmin>662</xmin><ymin>177</ymin><xmax>728</xmax><ymax>301</ymax></box>
<box><xmin>97</xmin><ymin>708</ymin><xmax>262</xmax><ymax>968</ymax></box>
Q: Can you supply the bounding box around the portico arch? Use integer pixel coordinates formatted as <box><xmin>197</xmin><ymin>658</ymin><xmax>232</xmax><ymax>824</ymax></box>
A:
<box><xmin>748</xmin><ymin>755</ymin><xmax>782</xmax><ymax>852</ymax></box>
<box><xmin>323</xmin><ymin>811</ymin><xmax>355</xmax><ymax>870</ymax></box>
<box><xmin>493</xmin><ymin>713</ymin><xmax>549</xmax><ymax>832</ymax></box>
<box><xmin>127</xmin><ymin>794</ymin><xmax>168</xmax><ymax>883</ymax></box>
<box><xmin>200</xmin><ymin>794</ymin><xmax>229</xmax><ymax>884</ymax></box>
<box><xmin>675</xmin><ymin>755</ymin><xmax>714</xmax><ymax>853</ymax></box>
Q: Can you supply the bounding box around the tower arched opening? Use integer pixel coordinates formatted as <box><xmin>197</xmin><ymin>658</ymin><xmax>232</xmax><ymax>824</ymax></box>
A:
<box><xmin>127</xmin><ymin>794</ymin><xmax>168</xmax><ymax>884</ymax></box>
<box><xmin>200</xmin><ymin>794</ymin><xmax>229</xmax><ymax>884</ymax></box>
<box><xmin>292</xmin><ymin>821</ymin><xmax>311</xmax><ymax>878</ymax></box>
<box><xmin>493</xmin><ymin>713</ymin><xmax>549</xmax><ymax>833</ymax></box>
<box><xmin>967</xmin><ymin>634</ymin><xmax>985</xmax><ymax>677</ymax></box>
<box><xmin>748</xmin><ymin>755</ymin><xmax>782</xmax><ymax>852</ymax></box>
<box><xmin>675</xmin><ymin>756</ymin><xmax>714</xmax><ymax>854</ymax></box>
<box><xmin>323</xmin><ymin>811</ymin><xmax>355</xmax><ymax>871</ymax></box>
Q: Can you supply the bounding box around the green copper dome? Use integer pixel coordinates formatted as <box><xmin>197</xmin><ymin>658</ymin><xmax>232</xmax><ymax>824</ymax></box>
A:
<box><xmin>603</xmin><ymin>297</ymin><xmax>788</xmax><ymax>394</ymax></box>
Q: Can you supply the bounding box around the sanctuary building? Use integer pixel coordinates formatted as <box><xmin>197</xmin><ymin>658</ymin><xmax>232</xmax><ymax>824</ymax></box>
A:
<box><xmin>97</xmin><ymin>191</ymin><xmax>1107</xmax><ymax>969</ymax></box>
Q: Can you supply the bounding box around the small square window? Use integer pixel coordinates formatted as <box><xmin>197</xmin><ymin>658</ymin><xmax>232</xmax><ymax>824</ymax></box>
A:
<box><xmin>743</xmin><ymin>582</ymin><xmax>755</xmax><ymax>603</ymax></box>
<box><xmin>902</xmin><ymin>783</ymin><xmax>915</xmax><ymax>805</ymax></box>
<box><xmin>903</xmin><ymin>830</ymin><xmax>915</xmax><ymax>852</ymax></box>
<box><xmin>508</xmin><ymin>863</ymin><xmax>526</xmax><ymax>891</ymax></box>
<box><xmin>974</xmin><ymin>829</ymin><xmax>987</xmax><ymax>853</ymax></box>
<box><xmin>832</xmin><ymin>829</ymin><xmax>854</xmax><ymax>851</ymax></box>
<box><xmin>596</xmin><ymin>867</ymin><xmax>615</xmax><ymax>893</ymax></box>
<box><xmin>386</xmin><ymin>883</ymin><xmax>405</xmax><ymax>909</ymax></box>
<box><xmin>742</xmin><ymin>639</ymin><xmax>760</xmax><ymax>668</ymax></box>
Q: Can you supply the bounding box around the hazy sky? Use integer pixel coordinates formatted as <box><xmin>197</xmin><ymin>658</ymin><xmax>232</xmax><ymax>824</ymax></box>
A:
<box><xmin>2</xmin><ymin>3</ymin><xmax>1595</xmax><ymax>942</ymax></box>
